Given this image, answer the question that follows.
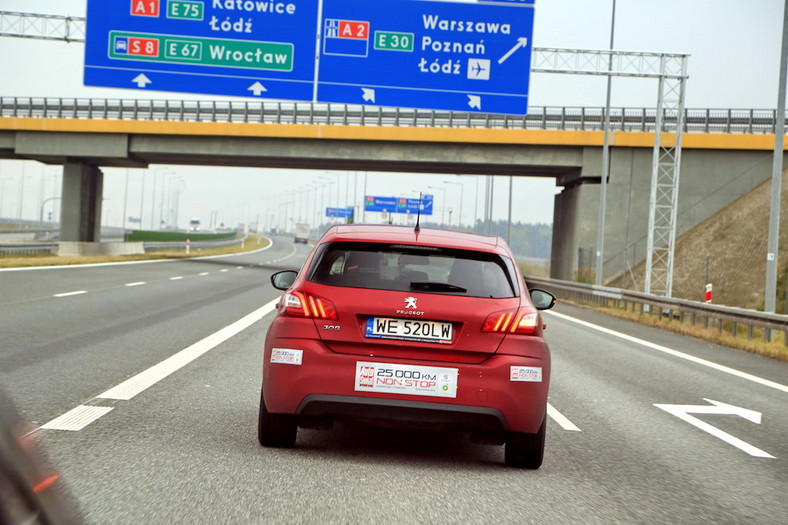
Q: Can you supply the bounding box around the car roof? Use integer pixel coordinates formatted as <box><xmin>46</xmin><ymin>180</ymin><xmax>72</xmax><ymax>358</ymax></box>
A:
<box><xmin>319</xmin><ymin>224</ymin><xmax>512</xmax><ymax>255</ymax></box>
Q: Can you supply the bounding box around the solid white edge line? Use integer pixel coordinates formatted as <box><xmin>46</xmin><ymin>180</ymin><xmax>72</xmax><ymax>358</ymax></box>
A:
<box><xmin>97</xmin><ymin>298</ymin><xmax>279</xmax><ymax>401</ymax></box>
<box><xmin>547</xmin><ymin>402</ymin><xmax>581</xmax><ymax>431</ymax></box>
<box><xmin>53</xmin><ymin>290</ymin><xmax>87</xmax><ymax>297</ymax></box>
<box><xmin>545</xmin><ymin>311</ymin><xmax>788</xmax><ymax>394</ymax></box>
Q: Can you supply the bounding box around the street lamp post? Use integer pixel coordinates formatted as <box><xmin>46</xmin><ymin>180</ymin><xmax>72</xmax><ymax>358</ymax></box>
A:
<box><xmin>595</xmin><ymin>0</ymin><xmax>616</xmax><ymax>286</ymax></box>
<box><xmin>427</xmin><ymin>185</ymin><xmax>447</xmax><ymax>227</ymax></box>
<box><xmin>39</xmin><ymin>197</ymin><xmax>61</xmax><ymax>225</ymax></box>
<box><xmin>444</xmin><ymin>180</ymin><xmax>464</xmax><ymax>228</ymax></box>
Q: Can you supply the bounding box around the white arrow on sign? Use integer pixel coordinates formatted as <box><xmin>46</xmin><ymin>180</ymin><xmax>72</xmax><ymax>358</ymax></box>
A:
<box><xmin>132</xmin><ymin>74</ymin><xmax>151</xmax><ymax>88</ymax></box>
<box><xmin>361</xmin><ymin>88</ymin><xmax>376</xmax><ymax>103</ymax></box>
<box><xmin>467</xmin><ymin>95</ymin><xmax>481</xmax><ymax>110</ymax></box>
<box><xmin>654</xmin><ymin>398</ymin><xmax>774</xmax><ymax>458</ymax></box>
<box><xmin>248</xmin><ymin>82</ymin><xmax>267</xmax><ymax>96</ymax></box>
<box><xmin>498</xmin><ymin>37</ymin><xmax>528</xmax><ymax>65</ymax></box>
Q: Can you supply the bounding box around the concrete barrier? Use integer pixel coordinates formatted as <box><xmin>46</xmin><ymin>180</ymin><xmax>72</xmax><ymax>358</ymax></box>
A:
<box><xmin>57</xmin><ymin>242</ymin><xmax>145</xmax><ymax>256</ymax></box>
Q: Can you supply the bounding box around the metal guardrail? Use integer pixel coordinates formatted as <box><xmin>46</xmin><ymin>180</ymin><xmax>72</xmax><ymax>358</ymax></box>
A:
<box><xmin>1</xmin><ymin>97</ymin><xmax>784</xmax><ymax>134</ymax></box>
<box><xmin>525</xmin><ymin>276</ymin><xmax>788</xmax><ymax>346</ymax></box>
<box><xmin>0</xmin><ymin>243</ymin><xmax>57</xmax><ymax>256</ymax></box>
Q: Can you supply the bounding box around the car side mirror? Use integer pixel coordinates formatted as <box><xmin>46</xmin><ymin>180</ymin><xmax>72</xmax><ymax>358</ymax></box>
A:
<box><xmin>271</xmin><ymin>270</ymin><xmax>298</xmax><ymax>290</ymax></box>
<box><xmin>529</xmin><ymin>288</ymin><xmax>556</xmax><ymax>310</ymax></box>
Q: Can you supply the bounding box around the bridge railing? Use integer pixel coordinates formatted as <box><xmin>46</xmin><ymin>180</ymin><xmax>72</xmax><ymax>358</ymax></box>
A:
<box><xmin>1</xmin><ymin>97</ymin><xmax>783</xmax><ymax>134</ymax></box>
<box><xmin>525</xmin><ymin>275</ymin><xmax>788</xmax><ymax>346</ymax></box>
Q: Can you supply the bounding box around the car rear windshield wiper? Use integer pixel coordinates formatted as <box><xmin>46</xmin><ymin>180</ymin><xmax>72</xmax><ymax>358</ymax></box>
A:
<box><xmin>409</xmin><ymin>281</ymin><xmax>467</xmax><ymax>293</ymax></box>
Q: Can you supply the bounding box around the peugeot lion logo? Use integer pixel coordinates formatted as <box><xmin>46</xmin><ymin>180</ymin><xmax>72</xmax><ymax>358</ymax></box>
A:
<box><xmin>404</xmin><ymin>297</ymin><xmax>418</xmax><ymax>309</ymax></box>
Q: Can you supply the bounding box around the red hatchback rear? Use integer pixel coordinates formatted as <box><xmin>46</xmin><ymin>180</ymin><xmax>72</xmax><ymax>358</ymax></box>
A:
<box><xmin>259</xmin><ymin>225</ymin><xmax>555</xmax><ymax>468</ymax></box>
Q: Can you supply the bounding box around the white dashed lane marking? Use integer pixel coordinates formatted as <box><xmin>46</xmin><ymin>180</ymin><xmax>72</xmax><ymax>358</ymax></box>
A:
<box><xmin>53</xmin><ymin>290</ymin><xmax>87</xmax><ymax>297</ymax></box>
<box><xmin>38</xmin><ymin>299</ymin><xmax>279</xmax><ymax>431</ymax></box>
<box><xmin>40</xmin><ymin>405</ymin><xmax>114</xmax><ymax>431</ymax></box>
<box><xmin>547</xmin><ymin>403</ymin><xmax>581</xmax><ymax>431</ymax></box>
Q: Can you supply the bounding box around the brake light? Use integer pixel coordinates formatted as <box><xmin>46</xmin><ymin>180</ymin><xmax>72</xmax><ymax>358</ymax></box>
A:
<box><xmin>482</xmin><ymin>308</ymin><xmax>539</xmax><ymax>335</ymax></box>
<box><xmin>282</xmin><ymin>291</ymin><xmax>337</xmax><ymax>319</ymax></box>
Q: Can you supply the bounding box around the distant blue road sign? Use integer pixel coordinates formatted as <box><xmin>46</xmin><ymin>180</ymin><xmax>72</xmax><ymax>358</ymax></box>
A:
<box><xmin>364</xmin><ymin>196</ymin><xmax>398</xmax><ymax>212</ymax></box>
<box><xmin>326</xmin><ymin>206</ymin><xmax>354</xmax><ymax>218</ymax></box>
<box><xmin>85</xmin><ymin>0</ymin><xmax>534</xmax><ymax>115</ymax></box>
<box><xmin>365</xmin><ymin>194</ymin><xmax>432</xmax><ymax>215</ymax></box>
<box><xmin>317</xmin><ymin>0</ymin><xmax>535</xmax><ymax>114</ymax></box>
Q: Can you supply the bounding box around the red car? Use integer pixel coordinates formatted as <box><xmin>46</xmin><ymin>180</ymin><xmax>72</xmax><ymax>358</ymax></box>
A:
<box><xmin>259</xmin><ymin>224</ymin><xmax>555</xmax><ymax>468</ymax></box>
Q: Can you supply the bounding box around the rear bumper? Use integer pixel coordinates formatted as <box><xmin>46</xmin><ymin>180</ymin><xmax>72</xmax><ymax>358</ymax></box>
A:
<box><xmin>297</xmin><ymin>394</ymin><xmax>507</xmax><ymax>433</ymax></box>
<box><xmin>263</xmin><ymin>336</ymin><xmax>550</xmax><ymax>434</ymax></box>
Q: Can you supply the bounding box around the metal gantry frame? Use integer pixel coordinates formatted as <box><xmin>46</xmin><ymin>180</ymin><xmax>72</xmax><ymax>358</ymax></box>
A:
<box><xmin>0</xmin><ymin>10</ymin><xmax>85</xmax><ymax>42</ymax></box>
<box><xmin>0</xmin><ymin>12</ymin><xmax>690</xmax><ymax>296</ymax></box>
<box><xmin>532</xmin><ymin>47</ymin><xmax>689</xmax><ymax>297</ymax></box>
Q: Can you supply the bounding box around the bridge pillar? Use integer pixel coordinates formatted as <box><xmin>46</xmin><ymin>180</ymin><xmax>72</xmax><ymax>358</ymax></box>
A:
<box><xmin>551</xmin><ymin>182</ymin><xmax>598</xmax><ymax>282</ymax></box>
<box><xmin>60</xmin><ymin>161</ymin><xmax>103</xmax><ymax>242</ymax></box>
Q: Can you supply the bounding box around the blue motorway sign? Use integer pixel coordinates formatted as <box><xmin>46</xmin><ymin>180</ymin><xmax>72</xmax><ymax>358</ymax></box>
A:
<box><xmin>84</xmin><ymin>1</ymin><xmax>534</xmax><ymax>114</ymax></box>
<box><xmin>326</xmin><ymin>206</ymin><xmax>354</xmax><ymax>218</ymax></box>
<box><xmin>364</xmin><ymin>196</ymin><xmax>397</xmax><ymax>212</ymax></box>
<box><xmin>84</xmin><ymin>0</ymin><xmax>320</xmax><ymax>100</ymax></box>
<box><xmin>318</xmin><ymin>0</ymin><xmax>535</xmax><ymax>114</ymax></box>
<box><xmin>365</xmin><ymin>194</ymin><xmax>432</xmax><ymax>215</ymax></box>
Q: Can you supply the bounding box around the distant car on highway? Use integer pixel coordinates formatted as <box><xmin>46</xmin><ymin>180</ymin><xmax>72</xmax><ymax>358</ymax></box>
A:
<box><xmin>259</xmin><ymin>224</ymin><xmax>556</xmax><ymax>468</ymax></box>
<box><xmin>293</xmin><ymin>223</ymin><xmax>310</xmax><ymax>244</ymax></box>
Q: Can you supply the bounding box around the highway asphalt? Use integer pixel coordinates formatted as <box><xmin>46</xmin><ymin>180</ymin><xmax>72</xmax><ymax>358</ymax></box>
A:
<box><xmin>1</xmin><ymin>235</ymin><xmax>785</xmax><ymax>523</ymax></box>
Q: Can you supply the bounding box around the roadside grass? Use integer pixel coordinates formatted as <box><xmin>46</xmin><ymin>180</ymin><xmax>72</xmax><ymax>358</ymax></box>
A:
<box><xmin>0</xmin><ymin>234</ymin><xmax>270</xmax><ymax>269</ymax></box>
<box><xmin>564</xmin><ymin>298</ymin><xmax>788</xmax><ymax>363</ymax></box>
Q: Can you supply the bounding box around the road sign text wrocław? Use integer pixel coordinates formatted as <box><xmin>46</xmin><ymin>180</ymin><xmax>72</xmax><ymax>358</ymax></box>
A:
<box><xmin>85</xmin><ymin>0</ymin><xmax>535</xmax><ymax>114</ymax></box>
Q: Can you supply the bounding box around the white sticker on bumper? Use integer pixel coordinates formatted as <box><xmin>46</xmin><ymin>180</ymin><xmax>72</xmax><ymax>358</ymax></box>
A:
<box><xmin>510</xmin><ymin>366</ymin><xmax>542</xmax><ymax>382</ymax></box>
<box><xmin>355</xmin><ymin>361</ymin><xmax>458</xmax><ymax>398</ymax></box>
<box><xmin>270</xmin><ymin>348</ymin><xmax>303</xmax><ymax>365</ymax></box>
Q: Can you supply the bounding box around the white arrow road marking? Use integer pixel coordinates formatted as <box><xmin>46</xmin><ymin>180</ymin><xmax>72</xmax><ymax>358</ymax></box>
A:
<box><xmin>654</xmin><ymin>399</ymin><xmax>775</xmax><ymax>458</ymax></box>
<box><xmin>362</xmin><ymin>88</ymin><xmax>376</xmax><ymax>103</ymax></box>
<box><xmin>547</xmin><ymin>403</ymin><xmax>581</xmax><ymax>431</ymax></box>
<box><xmin>467</xmin><ymin>95</ymin><xmax>481</xmax><ymax>110</ymax></box>
<box><xmin>132</xmin><ymin>73</ymin><xmax>151</xmax><ymax>88</ymax></box>
<box><xmin>498</xmin><ymin>37</ymin><xmax>528</xmax><ymax>64</ymax></box>
<box><xmin>248</xmin><ymin>81</ymin><xmax>266</xmax><ymax>96</ymax></box>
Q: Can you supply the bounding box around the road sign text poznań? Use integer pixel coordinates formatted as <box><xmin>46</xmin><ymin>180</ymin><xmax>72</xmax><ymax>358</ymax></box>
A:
<box><xmin>86</xmin><ymin>0</ymin><xmax>534</xmax><ymax>114</ymax></box>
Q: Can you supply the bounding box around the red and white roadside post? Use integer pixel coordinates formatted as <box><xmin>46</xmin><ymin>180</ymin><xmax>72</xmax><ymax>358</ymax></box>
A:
<box><xmin>705</xmin><ymin>283</ymin><xmax>713</xmax><ymax>303</ymax></box>
<box><xmin>186</xmin><ymin>239</ymin><xmax>190</xmax><ymax>255</ymax></box>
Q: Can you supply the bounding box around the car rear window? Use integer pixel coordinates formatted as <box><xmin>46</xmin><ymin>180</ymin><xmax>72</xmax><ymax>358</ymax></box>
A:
<box><xmin>307</xmin><ymin>242</ymin><xmax>518</xmax><ymax>298</ymax></box>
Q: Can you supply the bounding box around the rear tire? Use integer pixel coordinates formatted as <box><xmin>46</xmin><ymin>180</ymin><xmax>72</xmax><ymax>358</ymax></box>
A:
<box><xmin>258</xmin><ymin>393</ymin><xmax>297</xmax><ymax>448</ymax></box>
<box><xmin>504</xmin><ymin>418</ymin><xmax>546</xmax><ymax>469</ymax></box>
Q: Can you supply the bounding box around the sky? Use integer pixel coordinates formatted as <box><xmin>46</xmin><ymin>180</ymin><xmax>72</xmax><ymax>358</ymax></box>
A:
<box><xmin>0</xmin><ymin>0</ymin><xmax>784</xmax><ymax>231</ymax></box>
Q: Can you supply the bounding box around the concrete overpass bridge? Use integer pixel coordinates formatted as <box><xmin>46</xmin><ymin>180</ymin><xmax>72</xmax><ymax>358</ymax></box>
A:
<box><xmin>0</xmin><ymin>97</ymin><xmax>784</xmax><ymax>285</ymax></box>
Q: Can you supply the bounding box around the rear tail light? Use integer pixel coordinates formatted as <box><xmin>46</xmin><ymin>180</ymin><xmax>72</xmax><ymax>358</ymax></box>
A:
<box><xmin>282</xmin><ymin>291</ymin><xmax>337</xmax><ymax>319</ymax></box>
<box><xmin>482</xmin><ymin>307</ymin><xmax>539</xmax><ymax>335</ymax></box>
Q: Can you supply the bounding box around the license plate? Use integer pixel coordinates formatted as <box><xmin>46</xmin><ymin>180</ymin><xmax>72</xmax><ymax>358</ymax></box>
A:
<box><xmin>364</xmin><ymin>317</ymin><xmax>453</xmax><ymax>343</ymax></box>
